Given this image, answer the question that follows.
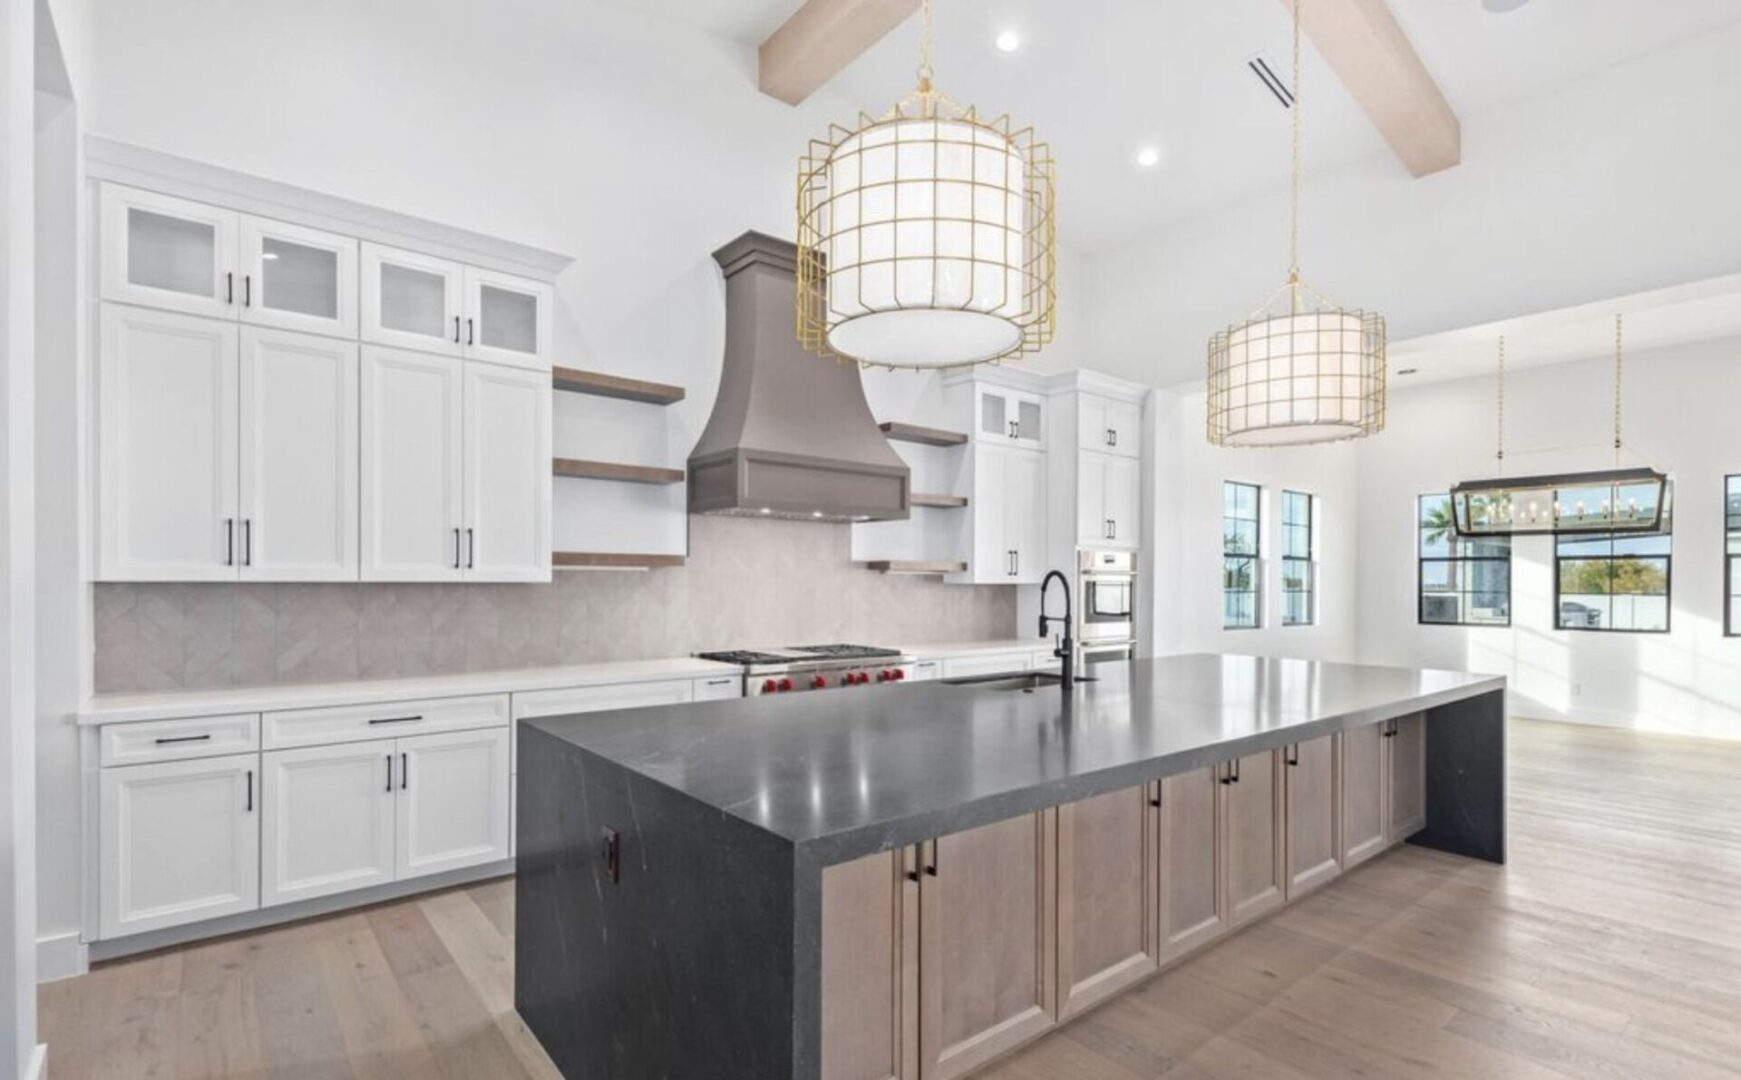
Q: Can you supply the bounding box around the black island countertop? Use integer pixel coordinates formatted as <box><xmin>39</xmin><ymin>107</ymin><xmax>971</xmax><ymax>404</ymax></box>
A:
<box><xmin>522</xmin><ymin>652</ymin><xmax>1504</xmax><ymax>866</ymax></box>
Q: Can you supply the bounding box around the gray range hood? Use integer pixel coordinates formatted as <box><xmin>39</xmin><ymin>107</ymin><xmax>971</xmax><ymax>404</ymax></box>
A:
<box><xmin>689</xmin><ymin>232</ymin><xmax>910</xmax><ymax>522</ymax></box>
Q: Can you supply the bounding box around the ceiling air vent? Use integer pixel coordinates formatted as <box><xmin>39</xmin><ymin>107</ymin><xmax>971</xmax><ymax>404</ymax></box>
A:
<box><xmin>1246</xmin><ymin>52</ymin><xmax>1294</xmax><ymax>109</ymax></box>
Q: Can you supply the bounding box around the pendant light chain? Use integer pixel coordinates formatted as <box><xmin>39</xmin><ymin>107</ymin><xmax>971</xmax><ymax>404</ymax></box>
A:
<box><xmin>1613</xmin><ymin>313</ymin><xmax>1624</xmax><ymax>464</ymax></box>
<box><xmin>1287</xmin><ymin>0</ymin><xmax>1303</xmax><ymax>310</ymax></box>
<box><xmin>1496</xmin><ymin>335</ymin><xmax>1506</xmax><ymax>472</ymax></box>
<box><xmin>916</xmin><ymin>0</ymin><xmax>935</xmax><ymax>93</ymax></box>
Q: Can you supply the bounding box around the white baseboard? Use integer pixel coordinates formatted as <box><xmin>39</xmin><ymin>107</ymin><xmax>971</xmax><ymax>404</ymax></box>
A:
<box><xmin>36</xmin><ymin>931</ymin><xmax>87</xmax><ymax>983</ymax></box>
<box><xmin>25</xmin><ymin>1044</ymin><xmax>46</xmax><ymax>1080</ymax></box>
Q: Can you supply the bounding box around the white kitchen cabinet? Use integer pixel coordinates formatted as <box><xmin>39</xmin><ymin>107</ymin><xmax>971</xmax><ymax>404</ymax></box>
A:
<box><xmin>238</xmin><ymin>327</ymin><xmax>359</xmax><ymax>581</ymax></box>
<box><xmin>396</xmin><ymin>728</ymin><xmax>512</xmax><ymax>880</ymax></box>
<box><xmin>975</xmin><ymin>384</ymin><xmax>1046</xmax><ymax>450</ymax></box>
<box><xmin>958</xmin><ymin>443</ymin><xmax>1047</xmax><ymax>584</ymax></box>
<box><xmin>692</xmin><ymin>674</ymin><xmax>744</xmax><ymax>701</ymax></box>
<box><xmin>238</xmin><ymin>215</ymin><xmax>358</xmax><ymax>338</ymax></box>
<box><xmin>99</xmin><ymin>753</ymin><xmax>259</xmax><ymax>938</ymax></box>
<box><xmin>462</xmin><ymin>361</ymin><xmax>551</xmax><ymax>582</ymax></box>
<box><xmin>464</xmin><ymin>266</ymin><xmax>553</xmax><ymax>371</ymax></box>
<box><xmin>96</xmin><ymin>304</ymin><xmax>239</xmax><ymax>581</ymax></box>
<box><xmin>940</xmin><ymin>652</ymin><xmax>1033</xmax><ymax>680</ymax></box>
<box><xmin>261</xmin><ymin>739</ymin><xmax>398</xmax><ymax>907</ymax></box>
<box><xmin>99</xmin><ymin>185</ymin><xmax>240</xmax><ymax>320</ymax></box>
<box><xmin>1076</xmin><ymin>452</ymin><xmax>1140</xmax><ymax>549</ymax></box>
<box><xmin>360</xmin><ymin>345</ymin><xmax>466</xmax><ymax>581</ymax></box>
<box><xmin>361</xmin><ymin>243</ymin><xmax>466</xmax><ymax>357</ymax></box>
<box><xmin>1077</xmin><ymin>394</ymin><xmax>1140</xmax><ymax>459</ymax></box>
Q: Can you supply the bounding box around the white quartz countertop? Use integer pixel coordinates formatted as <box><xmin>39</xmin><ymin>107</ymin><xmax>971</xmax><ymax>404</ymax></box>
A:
<box><xmin>900</xmin><ymin>638</ymin><xmax>1053</xmax><ymax>660</ymax></box>
<box><xmin>77</xmin><ymin>657</ymin><xmax>744</xmax><ymax>726</ymax></box>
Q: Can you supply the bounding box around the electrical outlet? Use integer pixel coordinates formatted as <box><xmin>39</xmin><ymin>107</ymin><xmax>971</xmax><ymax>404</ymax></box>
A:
<box><xmin>1571</xmin><ymin>682</ymin><xmax>1582</xmax><ymax>697</ymax></box>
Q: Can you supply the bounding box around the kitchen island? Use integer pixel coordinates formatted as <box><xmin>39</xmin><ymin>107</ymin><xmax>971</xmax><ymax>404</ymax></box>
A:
<box><xmin>515</xmin><ymin>654</ymin><xmax>1505</xmax><ymax>1080</ymax></box>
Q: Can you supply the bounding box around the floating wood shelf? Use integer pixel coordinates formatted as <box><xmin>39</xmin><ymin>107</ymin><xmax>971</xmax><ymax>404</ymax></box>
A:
<box><xmin>909</xmin><ymin>493</ymin><xmax>968</xmax><ymax>508</ymax></box>
<box><xmin>879</xmin><ymin>421</ymin><xmax>968</xmax><ymax>447</ymax></box>
<box><xmin>551</xmin><ymin>365</ymin><xmax>686</xmax><ymax>405</ymax></box>
<box><xmin>553</xmin><ymin>458</ymin><xmax>685</xmax><ymax>485</ymax></box>
<box><xmin>861</xmin><ymin>560</ymin><xmax>967</xmax><ymax>574</ymax></box>
<box><xmin>554</xmin><ymin>551</ymin><xmax>687</xmax><ymax>570</ymax></box>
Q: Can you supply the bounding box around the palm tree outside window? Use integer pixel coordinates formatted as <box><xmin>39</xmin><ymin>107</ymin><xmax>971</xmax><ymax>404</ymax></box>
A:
<box><xmin>1418</xmin><ymin>494</ymin><xmax>1511</xmax><ymax>626</ymax></box>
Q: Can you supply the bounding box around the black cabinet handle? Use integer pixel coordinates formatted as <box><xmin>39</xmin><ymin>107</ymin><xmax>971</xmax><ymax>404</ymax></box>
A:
<box><xmin>154</xmin><ymin>733</ymin><xmax>212</xmax><ymax>745</ymax></box>
<box><xmin>401</xmin><ymin>752</ymin><xmax>409</xmax><ymax>789</ymax></box>
<box><xmin>223</xmin><ymin>518</ymin><xmax>235</xmax><ymax>566</ymax></box>
<box><xmin>385</xmin><ymin>754</ymin><xmax>393</xmax><ymax>792</ymax></box>
<box><xmin>466</xmin><ymin>317</ymin><xmax>475</xmax><ymax>346</ymax></box>
<box><xmin>1148</xmin><ymin>783</ymin><xmax>1162</xmax><ymax>808</ymax></box>
<box><xmin>245</xmin><ymin>769</ymin><xmax>253</xmax><ymax>812</ymax></box>
<box><xmin>243</xmin><ymin>519</ymin><xmax>252</xmax><ymax>567</ymax></box>
<box><xmin>466</xmin><ymin>527</ymin><xmax>475</xmax><ymax>570</ymax></box>
<box><xmin>453</xmin><ymin>315</ymin><xmax>461</xmax><ymax>343</ymax></box>
<box><xmin>225</xmin><ymin>271</ymin><xmax>234</xmax><ymax>304</ymax></box>
<box><xmin>368</xmin><ymin>714</ymin><xmax>423</xmax><ymax>726</ymax></box>
<box><xmin>453</xmin><ymin>527</ymin><xmax>462</xmax><ymax>569</ymax></box>
<box><xmin>243</xmin><ymin>274</ymin><xmax>252</xmax><ymax>307</ymax></box>
<box><xmin>907</xmin><ymin>844</ymin><xmax>921</xmax><ymax>882</ymax></box>
<box><xmin>926</xmin><ymin>839</ymin><xmax>939</xmax><ymax>877</ymax></box>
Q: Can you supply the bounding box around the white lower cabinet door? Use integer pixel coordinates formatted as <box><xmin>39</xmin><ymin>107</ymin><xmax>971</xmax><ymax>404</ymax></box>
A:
<box><xmin>99</xmin><ymin>753</ymin><xmax>259</xmax><ymax>938</ymax></box>
<box><xmin>1103</xmin><ymin>455</ymin><xmax>1140</xmax><ymax>549</ymax></box>
<box><xmin>462</xmin><ymin>361</ymin><xmax>551</xmax><ymax>582</ymax></box>
<box><xmin>360</xmin><ymin>346</ymin><xmax>465</xmax><ymax>581</ymax></box>
<box><xmin>238</xmin><ymin>327</ymin><xmax>359</xmax><ymax>581</ymax></box>
<box><xmin>261</xmin><ymin>739</ymin><xmax>397</xmax><ymax>907</ymax></box>
<box><xmin>395</xmin><ymin>728</ymin><xmax>511</xmax><ymax>881</ymax></box>
<box><xmin>97</xmin><ymin>304</ymin><xmax>240</xmax><ymax>581</ymax></box>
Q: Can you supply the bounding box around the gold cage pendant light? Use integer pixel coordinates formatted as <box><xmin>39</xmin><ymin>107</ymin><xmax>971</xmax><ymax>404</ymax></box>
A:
<box><xmin>1206</xmin><ymin>0</ymin><xmax>1386</xmax><ymax>446</ymax></box>
<box><xmin>796</xmin><ymin>0</ymin><xmax>1057</xmax><ymax>370</ymax></box>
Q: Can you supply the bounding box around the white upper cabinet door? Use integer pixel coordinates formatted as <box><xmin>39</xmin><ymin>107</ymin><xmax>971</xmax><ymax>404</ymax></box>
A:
<box><xmin>238</xmin><ymin>328</ymin><xmax>360</xmax><ymax>581</ymax></box>
<box><xmin>967</xmin><ymin>445</ymin><xmax>1010</xmax><ymax>584</ymax></box>
<box><xmin>238</xmin><ymin>216</ymin><xmax>359</xmax><ymax>338</ymax></box>
<box><xmin>360</xmin><ymin>243</ymin><xmax>464</xmax><ymax>357</ymax></box>
<box><xmin>463</xmin><ymin>361</ymin><xmax>551</xmax><ymax>582</ymax></box>
<box><xmin>1076</xmin><ymin>455</ymin><xmax>1107</xmax><ymax>547</ymax></box>
<box><xmin>97</xmin><ymin>305</ymin><xmax>240</xmax><ymax>581</ymax></box>
<box><xmin>975</xmin><ymin>385</ymin><xmax>1045</xmax><ymax>450</ymax></box>
<box><xmin>360</xmin><ymin>346</ymin><xmax>465</xmax><ymax>581</ymax></box>
<box><xmin>260</xmin><ymin>739</ymin><xmax>397</xmax><ymax>907</ymax></box>
<box><xmin>99</xmin><ymin>184</ymin><xmax>240</xmax><ymax>321</ymax></box>
<box><xmin>1103</xmin><ymin>455</ymin><xmax>1141</xmax><ymax>549</ymax></box>
<box><xmin>99</xmin><ymin>753</ymin><xmax>259</xmax><ymax>939</ymax></box>
<box><xmin>395</xmin><ymin>727</ymin><xmax>511</xmax><ymax>881</ymax></box>
<box><xmin>1005</xmin><ymin>447</ymin><xmax>1048</xmax><ymax>583</ymax></box>
<box><xmin>463</xmin><ymin>267</ymin><xmax>553</xmax><ymax>371</ymax></box>
<box><xmin>1078</xmin><ymin>395</ymin><xmax>1140</xmax><ymax>459</ymax></box>
<box><xmin>1103</xmin><ymin>399</ymin><xmax>1142</xmax><ymax>459</ymax></box>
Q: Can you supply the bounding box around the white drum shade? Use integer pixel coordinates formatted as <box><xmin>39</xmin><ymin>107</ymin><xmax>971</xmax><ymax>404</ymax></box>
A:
<box><xmin>799</xmin><ymin>105</ymin><xmax>1055</xmax><ymax>370</ymax></box>
<box><xmin>1207</xmin><ymin>309</ymin><xmax>1385</xmax><ymax>447</ymax></box>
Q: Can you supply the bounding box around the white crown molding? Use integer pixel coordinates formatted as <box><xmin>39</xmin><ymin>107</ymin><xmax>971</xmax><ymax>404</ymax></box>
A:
<box><xmin>941</xmin><ymin>364</ymin><xmax>1054</xmax><ymax>395</ymax></box>
<box><xmin>84</xmin><ymin>136</ymin><xmax>575</xmax><ymax>282</ymax></box>
<box><xmin>1043</xmin><ymin>368</ymin><xmax>1151</xmax><ymax>404</ymax></box>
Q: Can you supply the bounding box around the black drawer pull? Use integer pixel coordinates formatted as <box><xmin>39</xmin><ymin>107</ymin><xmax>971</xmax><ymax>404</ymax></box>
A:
<box><xmin>368</xmin><ymin>715</ymin><xmax>423</xmax><ymax>726</ymax></box>
<box><xmin>154</xmin><ymin>734</ymin><xmax>212</xmax><ymax>745</ymax></box>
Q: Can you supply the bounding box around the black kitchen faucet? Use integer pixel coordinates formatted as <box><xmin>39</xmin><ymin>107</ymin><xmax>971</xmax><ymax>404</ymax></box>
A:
<box><xmin>1038</xmin><ymin>570</ymin><xmax>1075</xmax><ymax>690</ymax></box>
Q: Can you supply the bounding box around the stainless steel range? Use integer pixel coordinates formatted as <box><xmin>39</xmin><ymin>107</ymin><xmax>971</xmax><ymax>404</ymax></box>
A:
<box><xmin>695</xmin><ymin>644</ymin><xmax>915</xmax><ymax>696</ymax></box>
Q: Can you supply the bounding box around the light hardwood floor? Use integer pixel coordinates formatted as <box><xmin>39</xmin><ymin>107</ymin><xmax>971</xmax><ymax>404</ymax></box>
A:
<box><xmin>41</xmin><ymin>719</ymin><xmax>1741</xmax><ymax>1079</ymax></box>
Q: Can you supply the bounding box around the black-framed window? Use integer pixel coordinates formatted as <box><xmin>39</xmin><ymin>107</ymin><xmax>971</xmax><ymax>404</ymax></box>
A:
<box><xmin>1555</xmin><ymin>532</ymin><xmax>1671</xmax><ymax>633</ymax></box>
<box><xmin>1281</xmin><ymin>490</ymin><xmax>1314</xmax><ymax>626</ymax></box>
<box><xmin>1728</xmin><ymin>476</ymin><xmax>1741</xmax><ymax>637</ymax></box>
<box><xmin>1223</xmin><ymin>481</ymin><xmax>1261</xmax><ymax>629</ymax></box>
<box><xmin>1418</xmin><ymin>493</ymin><xmax>1511</xmax><ymax>626</ymax></box>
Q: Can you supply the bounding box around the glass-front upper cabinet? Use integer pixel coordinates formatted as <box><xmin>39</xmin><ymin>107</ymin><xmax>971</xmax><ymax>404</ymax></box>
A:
<box><xmin>975</xmin><ymin>385</ymin><xmax>1045</xmax><ymax>450</ymax></box>
<box><xmin>238</xmin><ymin>217</ymin><xmax>358</xmax><ymax>338</ymax></box>
<box><xmin>463</xmin><ymin>267</ymin><xmax>553</xmax><ymax>371</ymax></box>
<box><xmin>100</xmin><ymin>185</ymin><xmax>240</xmax><ymax>320</ymax></box>
<box><xmin>361</xmin><ymin>243</ymin><xmax>466</xmax><ymax>357</ymax></box>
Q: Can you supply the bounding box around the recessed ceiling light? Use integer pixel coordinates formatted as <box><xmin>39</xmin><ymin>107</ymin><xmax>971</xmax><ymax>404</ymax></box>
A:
<box><xmin>1135</xmin><ymin>146</ymin><xmax>1161</xmax><ymax>169</ymax></box>
<box><xmin>1482</xmin><ymin>0</ymin><xmax>1532</xmax><ymax>12</ymax></box>
<box><xmin>994</xmin><ymin>29</ymin><xmax>1021</xmax><ymax>53</ymax></box>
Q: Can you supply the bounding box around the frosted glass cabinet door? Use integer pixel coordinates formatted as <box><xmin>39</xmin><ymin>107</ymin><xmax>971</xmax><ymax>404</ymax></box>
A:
<box><xmin>463</xmin><ymin>267</ymin><xmax>553</xmax><ymax>370</ymax></box>
<box><xmin>97</xmin><ymin>305</ymin><xmax>240</xmax><ymax>581</ymax></box>
<box><xmin>239</xmin><ymin>216</ymin><xmax>358</xmax><ymax>338</ymax></box>
<box><xmin>463</xmin><ymin>361</ymin><xmax>551</xmax><ymax>582</ymax></box>
<box><xmin>238</xmin><ymin>328</ymin><xmax>360</xmax><ymax>581</ymax></box>
<box><xmin>360</xmin><ymin>243</ymin><xmax>464</xmax><ymax>357</ymax></box>
<box><xmin>100</xmin><ymin>184</ymin><xmax>240</xmax><ymax>320</ymax></box>
<box><xmin>360</xmin><ymin>346</ymin><xmax>465</xmax><ymax>581</ymax></box>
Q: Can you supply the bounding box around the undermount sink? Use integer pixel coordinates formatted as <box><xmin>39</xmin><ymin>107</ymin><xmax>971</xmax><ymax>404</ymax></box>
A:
<box><xmin>942</xmin><ymin>672</ymin><xmax>1099</xmax><ymax>693</ymax></box>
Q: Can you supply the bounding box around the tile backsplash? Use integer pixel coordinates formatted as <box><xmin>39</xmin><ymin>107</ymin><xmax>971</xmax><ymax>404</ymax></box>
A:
<box><xmin>94</xmin><ymin>515</ymin><xmax>1018</xmax><ymax>692</ymax></box>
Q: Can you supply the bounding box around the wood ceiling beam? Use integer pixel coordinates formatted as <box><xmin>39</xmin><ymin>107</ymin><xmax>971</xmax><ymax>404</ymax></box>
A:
<box><xmin>759</xmin><ymin>0</ymin><xmax>920</xmax><ymax>106</ymax></box>
<box><xmin>1285</xmin><ymin>0</ymin><xmax>1461</xmax><ymax>176</ymax></box>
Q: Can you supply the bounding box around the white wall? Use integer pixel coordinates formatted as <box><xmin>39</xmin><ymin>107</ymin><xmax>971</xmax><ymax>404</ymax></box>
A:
<box><xmin>1148</xmin><ymin>387</ymin><xmax>1360</xmax><ymax>664</ymax></box>
<box><xmin>1085</xmin><ymin>20</ymin><xmax>1741</xmax><ymax>389</ymax></box>
<box><xmin>1356</xmin><ymin>340</ymin><xmax>1741</xmax><ymax>740</ymax></box>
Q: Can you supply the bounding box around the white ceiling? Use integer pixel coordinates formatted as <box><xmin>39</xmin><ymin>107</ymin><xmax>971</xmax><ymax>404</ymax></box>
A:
<box><xmin>613</xmin><ymin>0</ymin><xmax>1741</xmax><ymax>252</ymax></box>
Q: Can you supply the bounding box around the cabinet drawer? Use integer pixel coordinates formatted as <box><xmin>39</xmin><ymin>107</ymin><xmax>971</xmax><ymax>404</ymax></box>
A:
<box><xmin>101</xmin><ymin>713</ymin><xmax>261</xmax><ymax>766</ymax></box>
<box><xmin>692</xmin><ymin>674</ymin><xmax>743</xmax><ymax>701</ymax></box>
<box><xmin>263</xmin><ymin>693</ymin><xmax>509</xmax><ymax>750</ymax></box>
<box><xmin>941</xmin><ymin>653</ymin><xmax>1033</xmax><ymax>680</ymax></box>
<box><xmin>907</xmin><ymin>659</ymin><xmax>942</xmax><ymax>682</ymax></box>
<box><xmin>512</xmin><ymin>679</ymin><xmax>696</xmax><ymax>721</ymax></box>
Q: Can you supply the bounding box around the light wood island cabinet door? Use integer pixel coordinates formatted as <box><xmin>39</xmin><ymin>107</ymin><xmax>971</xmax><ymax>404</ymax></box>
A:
<box><xmin>1057</xmin><ymin>783</ymin><xmax>1159</xmax><ymax>1019</ymax></box>
<box><xmin>1284</xmin><ymin>736</ymin><xmax>1342</xmax><ymax>898</ymax></box>
<box><xmin>1341</xmin><ymin>722</ymin><xmax>1390</xmax><ymax>868</ymax></box>
<box><xmin>1388</xmin><ymin>713</ymin><xmax>1428</xmax><ymax>840</ymax></box>
<box><xmin>918</xmin><ymin>810</ymin><xmax>1057</xmax><ymax>1080</ymax></box>
<box><xmin>1157</xmin><ymin>764</ymin><xmax>1225</xmax><ymax>965</ymax></box>
<box><xmin>1223</xmin><ymin>750</ymin><xmax>1286</xmax><ymax>928</ymax></box>
<box><xmin>821</xmin><ymin>848</ymin><xmax>918</xmax><ymax>1080</ymax></box>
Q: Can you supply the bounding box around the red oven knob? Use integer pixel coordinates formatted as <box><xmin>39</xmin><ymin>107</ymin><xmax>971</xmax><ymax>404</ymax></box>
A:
<box><xmin>761</xmin><ymin>679</ymin><xmax>777</xmax><ymax>694</ymax></box>
<box><xmin>856</xmin><ymin>672</ymin><xmax>870</xmax><ymax>685</ymax></box>
<box><xmin>892</xmin><ymin>668</ymin><xmax>906</xmax><ymax>680</ymax></box>
<box><xmin>778</xmin><ymin>677</ymin><xmax>794</xmax><ymax>692</ymax></box>
<box><xmin>876</xmin><ymin>670</ymin><xmax>890</xmax><ymax>682</ymax></box>
<box><xmin>812</xmin><ymin>675</ymin><xmax>828</xmax><ymax>689</ymax></box>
